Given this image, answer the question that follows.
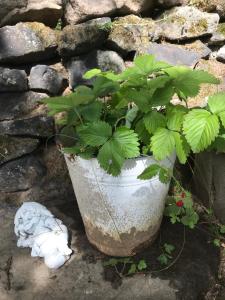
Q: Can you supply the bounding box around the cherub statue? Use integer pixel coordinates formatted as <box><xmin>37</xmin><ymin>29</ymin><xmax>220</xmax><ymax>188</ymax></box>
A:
<box><xmin>14</xmin><ymin>202</ymin><xmax>72</xmax><ymax>269</ymax></box>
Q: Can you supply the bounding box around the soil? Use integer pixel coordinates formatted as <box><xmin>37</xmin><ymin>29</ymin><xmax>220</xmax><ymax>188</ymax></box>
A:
<box><xmin>0</xmin><ymin>198</ymin><xmax>225</xmax><ymax>300</ymax></box>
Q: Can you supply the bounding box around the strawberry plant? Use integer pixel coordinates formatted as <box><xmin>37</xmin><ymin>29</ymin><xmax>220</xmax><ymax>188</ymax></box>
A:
<box><xmin>43</xmin><ymin>54</ymin><xmax>225</xmax><ymax>179</ymax></box>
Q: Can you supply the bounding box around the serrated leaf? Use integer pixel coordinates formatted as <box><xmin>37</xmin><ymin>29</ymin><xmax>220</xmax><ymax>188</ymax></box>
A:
<box><xmin>172</xmin><ymin>132</ymin><xmax>189</xmax><ymax>164</ymax></box>
<box><xmin>212</xmin><ymin>135</ymin><xmax>225</xmax><ymax>153</ymax></box>
<box><xmin>78</xmin><ymin>121</ymin><xmax>112</xmax><ymax>147</ymax></box>
<box><xmin>134</xmin><ymin>55</ymin><xmax>171</xmax><ymax>74</ymax></box>
<box><xmin>93</xmin><ymin>77</ymin><xmax>119</xmax><ymax>97</ymax></box>
<box><xmin>125</xmin><ymin>106</ymin><xmax>139</xmax><ymax>128</ymax></box>
<box><xmin>125</xmin><ymin>89</ymin><xmax>151</xmax><ymax>112</ymax></box>
<box><xmin>59</xmin><ymin>126</ymin><xmax>77</xmax><ymax>147</ymax></box>
<box><xmin>166</xmin><ymin>105</ymin><xmax>188</xmax><ymax>131</ymax></box>
<box><xmin>78</xmin><ymin>101</ymin><xmax>103</xmax><ymax>122</ymax></box>
<box><xmin>166</xmin><ymin>67</ymin><xmax>219</xmax><ymax>97</ymax></box>
<box><xmin>151</xmin><ymin>83</ymin><xmax>175</xmax><ymax>106</ymax></box>
<box><xmin>97</xmin><ymin>139</ymin><xmax>125</xmax><ymax>176</ymax></box>
<box><xmin>144</xmin><ymin>111</ymin><xmax>167</xmax><ymax>134</ymax></box>
<box><xmin>208</xmin><ymin>92</ymin><xmax>225</xmax><ymax>114</ymax></box>
<box><xmin>183</xmin><ymin>109</ymin><xmax>220</xmax><ymax>153</ymax></box>
<box><xmin>138</xmin><ymin>164</ymin><xmax>162</xmax><ymax>180</ymax></box>
<box><xmin>219</xmin><ymin>111</ymin><xmax>225</xmax><ymax>128</ymax></box>
<box><xmin>137</xmin><ymin>260</ymin><xmax>147</xmax><ymax>271</ymax></box>
<box><xmin>181</xmin><ymin>211</ymin><xmax>199</xmax><ymax>229</ymax></box>
<box><xmin>83</xmin><ymin>68</ymin><xmax>101</xmax><ymax>79</ymax></box>
<box><xmin>135</xmin><ymin>119</ymin><xmax>151</xmax><ymax>145</ymax></box>
<box><xmin>159</xmin><ymin>167</ymin><xmax>171</xmax><ymax>183</ymax></box>
<box><xmin>151</xmin><ymin>128</ymin><xmax>176</xmax><ymax>161</ymax></box>
<box><xmin>148</xmin><ymin>75</ymin><xmax>171</xmax><ymax>92</ymax></box>
<box><xmin>113</xmin><ymin>127</ymin><xmax>140</xmax><ymax>159</ymax></box>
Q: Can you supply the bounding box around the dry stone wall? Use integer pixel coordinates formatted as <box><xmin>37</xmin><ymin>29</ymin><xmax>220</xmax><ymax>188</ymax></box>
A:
<box><xmin>0</xmin><ymin>0</ymin><xmax>225</xmax><ymax>208</ymax></box>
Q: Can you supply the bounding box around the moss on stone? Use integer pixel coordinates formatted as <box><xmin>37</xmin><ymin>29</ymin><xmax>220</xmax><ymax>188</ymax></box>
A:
<box><xmin>189</xmin><ymin>18</ymin><xmax>208</xmax><ymax>35</ymax></box>
<box><xmin>24</xmin><ymin>22</ymin><xmax>59</xmax><ymax>48</ymax></box>
<box><xmin>217</xmin><ymin>23</ymin><xmax>225</xmax><ymax>36</ymax></box>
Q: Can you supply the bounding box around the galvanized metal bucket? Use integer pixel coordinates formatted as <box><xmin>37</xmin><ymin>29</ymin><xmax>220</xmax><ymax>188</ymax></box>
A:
<box><xmin>65</xmin><ymin>154</ymin><xmax>175</xmax><ymax>256</ymax></box>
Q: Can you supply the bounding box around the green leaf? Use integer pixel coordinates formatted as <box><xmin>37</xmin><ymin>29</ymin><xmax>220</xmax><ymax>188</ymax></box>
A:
<box><xmin>181</xmin><ymin>211</ymin><xmax>199</xmax><ymax>229</ymax></box>
<box><xmin>213</xmin><ymin>135</ymin><xmax>225</xmax><ymax>153</ymax></box>
<box><xmin>164</xmin><ymin>243</ymin><xmax>175</xmax><ymax>255</ymax></box>
<box><xmin>93</xmin><ymin>77</ymin><xmax>119</xmax><ymax>97</ymax></box>
<box><xmin>103</xmin><ymin>258</ymin><xmax>118</xmax><ymax>267</ymax></box>
<box><xmin>78</xmin><ymin>101</ymin><xmax>103</xmax><ymax>122</ymax></box>
<box><xmin>83</xmin><ymin>68</ymin><xmax>101</xmax><ymax>79</ymax></box>
<box><xmin>151</xmin><ymin>128</ymin><xmax>176</xmax><ymax>161</ymax></box>
<box><xmin>97</xmin><ymin>139</ymin><xmax>125</xmax><ymax>176</ymax></box>
<box><xmin>125</xmin><ymin>89</ymin><xmax>151</xmax><ymax>112</ymax></box>
<box><xmin>157</xmin><ymin>254</ymin><xmax>168</xmax><ymax>265</ymax></box>
<box><xmin>173</xmin><ymin>132</ymin><xmax>189</xmax><ymax>164</ymax></box>
<box><xmin>220</xmin><ymin>225</ymin><xmax>225</xmax><ymax>234</ymax></box>
<box><xmin>219</xmin><ymin>111</ymin><xmax>225</xmax><ymax>128</ymax></box>
<box><xmin>213</xmin><ymin>239</ymin><xmax>221</xmax><ymax>247</ymax></box>
<box><xmin>147</xmin><ymin>75</ymin><xmax>171</xmax><ymax>91</ymax></box>
<box><xmin>183</xmin><ymin>109</ymin><xmax>220</xmax><ymax>153</ymax></box>
<box><xmin>113</xmin><ymin>127</ymin><xmax>140</xmax><ymax>159</ymax></box>
<box><xmin>135</xmin><ymin>119</ymin><xmax>151</xmax><ymax>145</ymax></box>
<box><xmin>151</xmin><ymin>83</ymin><xmax>175</xmax><ymax>106</ymax></box>
<box><xmin>137</xmin><ymin>260</ymin><xmax>147</xmax><ymax>271</ymax></box>
<box><xmin>159</xmin><ymin>167</ymin><xmax>172</xmax><ymax>183</ymax></box>
<box><xmin>166</xmin><ymin>67</ymin><xmax>219</xmax><ymax>97</ymax></box>
<box><xmin>125</xmin><ymin>106</ymin><xmax>139</xmax><ymax>128</ymax></box>
<box><xmin>78</xmin><ymin>121</ymin><xmax>112</xmax><ymax>147</ymax></box>
<box><xmin>134</xmin><ymin>55</ymin><xmax>171</xmax><ymax>74</ymax></box>
<box><xmin>166</xmin><ymin>105</ymin><xmax>188</xmax><ymax>131</ymax></box>
<box><xmin>138</xmin><ymin>164</ymin><xmax>162</xmax><ymax>180</ymax></box>
<box><xmin>208</xmin><ymin>93</ymin><xmax>225</xmax><ymax>114</ymax></box>
<box><xmin>59</xmin><ymin>126</ymin><xmax>77</xmax><ymax>147</ymax></box>
<box><xmin>144</xmin><ymin>111</ymin><xmax>167</xmax><ymax>134</ymax></box>
<box><xmin>138</xmin><ymin>164</ymin><xmax>171</xmax><ymax>183</ymax></box>
<box><xmin>128</xmin><ymin>263</ymin><xmax>137</xmax><ymax>275</ymax></box>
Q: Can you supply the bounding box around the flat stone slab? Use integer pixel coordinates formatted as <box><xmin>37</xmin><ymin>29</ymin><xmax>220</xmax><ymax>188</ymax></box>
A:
<box><xmin>0</xmin><ymin>199</ymin><xmax>221</xmax><ymax>300</ymax></box>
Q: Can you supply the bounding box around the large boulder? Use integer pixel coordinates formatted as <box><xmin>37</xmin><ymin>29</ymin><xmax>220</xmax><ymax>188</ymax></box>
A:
<box><xmin>0</xmin><ymin>115</ymin><xmax>54</xmax><ymax>137</ymax></box>
<box><xmin>64</xmin><ymin>0</ymin><xmax>155</xmax><ymax>25</ymax></box>
<box><xmin>29</xmin><ymin>65</ymin><xmax>64</xmax><ymax>95</ymax></box>
<box><xmin>208</xmin><ymin>23</ymin><xmax>225</xmax><ymax>45</ymax></box>
<box><xmin>157</xmin><ymin>6</ymin><xmax>219</xmax><ymax>40</ymax></box>
<box><xmin>190</xmin><ymin>0</ymin><xmax>225</xmax><ymax>19</ymax></box>
<box><xmin>0</xmin><ymin>22</ymin><xmax>58</xmax><ymax>64</ymax></box>
<box><xmin>0</xmin><ymin>91</ymin><xmax>48</xmax><ymax>121</ymax></box>
<box><xmin>58</xmin><ymin>18</ymin><xmax>111</xmax><ymax>57</ymax></box>
<box><xmin>137</xmin><ymin>41</ymin><xmax>211</xmax><ymax>66</ymax></box>
<box><xmin>0</xmin><ymin>67</ymin><xmax>28</xmax><ymax>92</ymax></box>
<box><xmin>68</xmin><ymin>50</ymin><xmax>125</xmax><ymax>88</ymax></box>
<box><xmin>0</xmin><ymin>0</ymin><xmax>63</xmax><ymax>28</ymax></box>
<box><xmin>0</xmin><ymin>136</ymin><xmax>39</xmax><ymax>165</ymax></box>
<box><xmin>107</xmin><ymin>15</ymin><xmax>159</xmax><ymax>56</ymax></box>
<box><xmin>0</xmin><ymin>155</ymin><xmax>46</xmax><ymax>192</ymax></box>
<box><xmin>157</xmin><ymin>0</ymin><xmax>188</xmax><ymax>8</ymax></box>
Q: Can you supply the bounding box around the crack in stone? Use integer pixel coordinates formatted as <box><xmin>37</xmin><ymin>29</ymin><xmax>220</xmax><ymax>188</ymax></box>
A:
<box><xmin>5</xmin><ymin>256</ymin><xmax>13</xmax><ymax>291</ymax></box>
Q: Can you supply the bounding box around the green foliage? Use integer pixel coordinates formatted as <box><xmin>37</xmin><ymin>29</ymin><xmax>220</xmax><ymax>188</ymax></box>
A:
<box><xmin>157</xmin><ymin>243</ymin><xmax>175</xmax><ymax>266</ymax></box>
<box><xmin>103</xmin><ymin>257</ymin><xmax>147</xmax><ymax>276</ymax></box>
<box><xmin>43</xmin><ymin>54</ymin><xmax>224</xmax><ymax>178</ymax></box>
<box><xmin>138</xmin><ymin>164</ymin><xmax>171</xmax><ymax>184</ymax></box>
<box><xmin>164</xmin><ymin>183</ymin><xmax>199</xmax><ymax>229</ymax></box>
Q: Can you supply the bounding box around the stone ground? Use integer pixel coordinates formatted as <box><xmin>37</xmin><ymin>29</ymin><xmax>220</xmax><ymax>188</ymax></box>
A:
<box><xmin>0</xmin><ymin>198</ymin><xmax>225</xmax><ymax>300</ymax></box>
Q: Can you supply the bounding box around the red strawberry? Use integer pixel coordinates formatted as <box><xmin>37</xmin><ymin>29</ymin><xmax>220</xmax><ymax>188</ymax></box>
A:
<box><xmin>176</xmin><ymin>200</ymin><xmax>184</xmax><ymax>207</ymax></box>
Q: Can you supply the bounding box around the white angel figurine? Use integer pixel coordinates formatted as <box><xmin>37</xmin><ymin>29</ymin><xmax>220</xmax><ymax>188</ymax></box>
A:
<box><xmin>14</xmin><ymin>202</ymin><xmax>72</xmax><ymax>269</ymax></box>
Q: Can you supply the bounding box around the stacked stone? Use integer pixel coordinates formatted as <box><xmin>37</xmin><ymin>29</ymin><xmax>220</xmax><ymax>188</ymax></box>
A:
<box><xmin>0</xmin><ymin>0</ymin><xmax>225</xmax><ymax>206</ymax></box>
